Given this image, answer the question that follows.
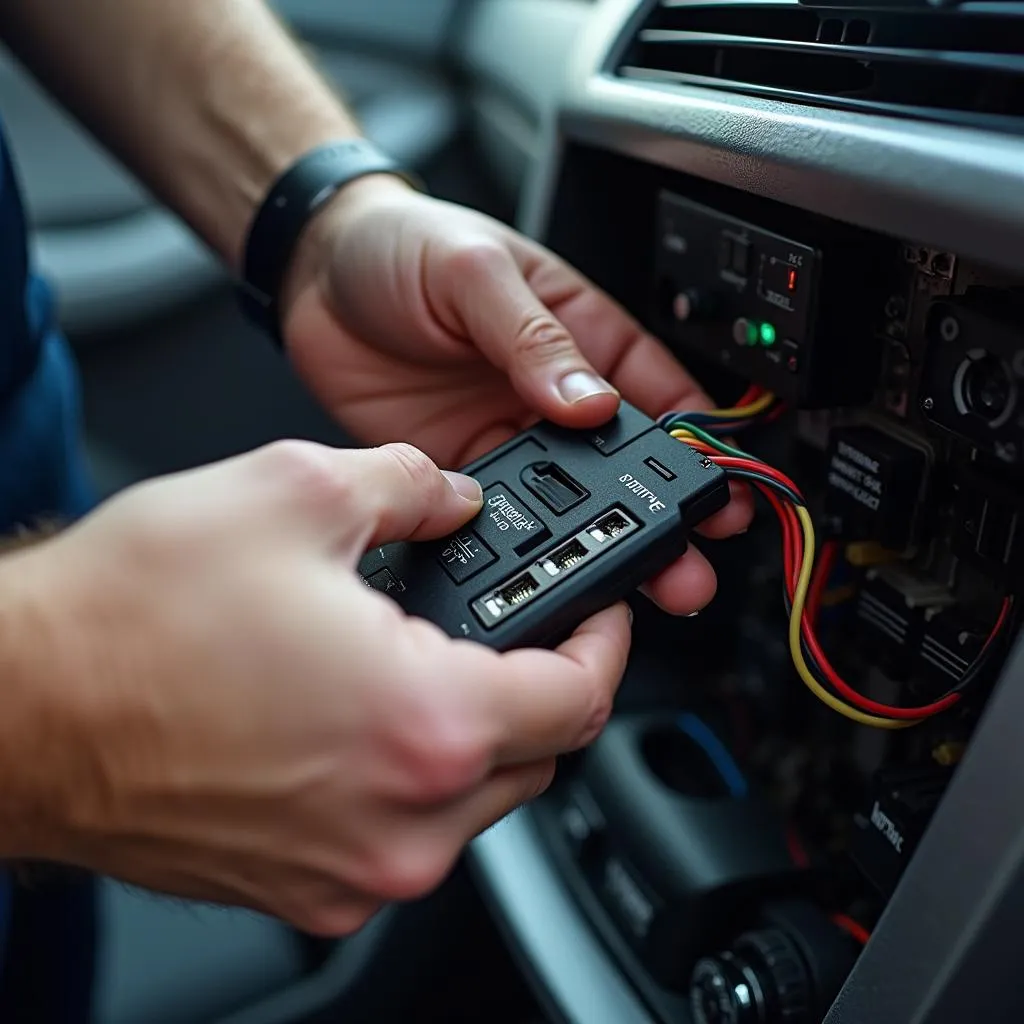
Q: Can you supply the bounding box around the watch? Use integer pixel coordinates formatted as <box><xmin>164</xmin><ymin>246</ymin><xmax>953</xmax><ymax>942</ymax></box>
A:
<box><xmin>238</xmin><ymin>138</ymin><xmax>420</xmax><ymax>346</ymax></box>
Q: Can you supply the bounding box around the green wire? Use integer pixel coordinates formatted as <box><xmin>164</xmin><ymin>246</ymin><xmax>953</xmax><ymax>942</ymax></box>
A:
<box><xmin>668</xmin><ymin>420</ymin><xmax>761</xmax><ymax>462</ymax></box>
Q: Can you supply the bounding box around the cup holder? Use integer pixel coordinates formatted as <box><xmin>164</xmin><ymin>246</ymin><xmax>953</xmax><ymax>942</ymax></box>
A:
<box><xmin>639</xmin><ymin>715</ymin><xmax>747</xmax><ymax>801</ymax></box>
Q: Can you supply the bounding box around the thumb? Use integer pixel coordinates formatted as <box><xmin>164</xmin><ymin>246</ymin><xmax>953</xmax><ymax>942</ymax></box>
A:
<box><xmin>444</xmin><ymin>244</ymin><xmax>620</xmax><ymax>427</ymax></box>
<box><xmin>324</xmin><ymin>443</ymin><xmax>483</xmax><ymax>558</ymax></box>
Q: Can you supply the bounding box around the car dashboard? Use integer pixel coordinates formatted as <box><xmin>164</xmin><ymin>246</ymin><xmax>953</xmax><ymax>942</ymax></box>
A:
<box><xmin>8</xmin><ymin>1</ymin><xmax>1022</xmax><ymax>1020</ymax></box>
<box><xmin>469</xmin><ymin>1</ymin><xmax>1024</xmax><ymax>1022</ymax></box>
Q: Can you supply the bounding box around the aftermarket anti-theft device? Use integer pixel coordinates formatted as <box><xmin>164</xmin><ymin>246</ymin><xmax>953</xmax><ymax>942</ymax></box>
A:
<box><xmin>358</xmin><ymin>401</ymin><xmax>730</xmax><ymax>651</ymax></box>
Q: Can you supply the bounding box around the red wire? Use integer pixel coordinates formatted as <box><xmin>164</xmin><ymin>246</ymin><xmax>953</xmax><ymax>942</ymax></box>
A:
<box><xmin>832</xmin><ymin>914</ymin><xmax>872</xmax><ymax>946</ymax></box>
<box><xmin>763</xmin><ymin>489</ymin><xmax>957</xmax><ymax>719</ymax></box>
<box><xmin>807</xmin><ymin>540</ymin><xmax>838</xmax><ymax>623</ymax></box>
<box><xmin>789</xmin><ymin>542</ymin><xmax>955</xmax><ymax>717</ymax></box>
<box><xmin>681</xmin><ymin>440</ymin><xmax>1011</xmax><ymax>720</ymax></box>
<box><xmin>762</xmin><ymin>487</ymin><xmax>799</xmax><ymax>584</ymax></box>
<box><xmin>735</xmin><ymin>384</ymin><xmax>762</xmax><ymax>407</ymax></box>
<box><xmin>706</xmin><ymin>455</ymin><xmax>806</xmax><ymax>500</ymax></box>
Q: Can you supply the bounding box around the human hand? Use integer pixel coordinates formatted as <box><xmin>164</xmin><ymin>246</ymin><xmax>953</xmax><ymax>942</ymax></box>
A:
<box><xmin>281</xmin><ymin>179</ymin><xmax>753</xmax><ymax>616</ymax></box>
<box><xmin>5</xmin><ymin>441</ymin><xmax>630</xmax><ymax>935</ymax></box>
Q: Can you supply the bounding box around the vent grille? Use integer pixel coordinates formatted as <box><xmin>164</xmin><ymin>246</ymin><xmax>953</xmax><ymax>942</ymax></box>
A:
<box><xmin>617</xmin><ymin>1</ymin><xmax>1024</xmax><ymax>134</ymax></box>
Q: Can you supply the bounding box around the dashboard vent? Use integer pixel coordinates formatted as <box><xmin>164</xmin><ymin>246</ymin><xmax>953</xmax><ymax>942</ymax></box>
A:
<box><xmin>617</xmin><ymin>1</ymin><xmax>1024</xmax><ymax>134</ymax></box>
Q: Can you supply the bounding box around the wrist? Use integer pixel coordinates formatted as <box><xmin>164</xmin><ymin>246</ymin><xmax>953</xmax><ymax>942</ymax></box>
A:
<box><xmin>0</xmin><ymin>544</ymin><xmax>89</xmax><ymax>861</ymax></box>
<box><xmin>239</xmin><ymin>138</ymin><xmax>418</xmax><ymax>348</ymax></box>
<box><xmin>278</xmin><ymin>172</ymin><xmax>415</xmax><ymax>343</ymax></box>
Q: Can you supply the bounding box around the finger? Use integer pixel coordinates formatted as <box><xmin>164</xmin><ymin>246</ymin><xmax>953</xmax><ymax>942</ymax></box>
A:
<box><xmin>443</xmin><ymin>243</ymin><xmax>621</xmax><ymax>427</ymax></box>
<box><xmin>449</xmin><ymin>760</ymin><xmax>558</xmax><ymax>842</ymax></box>
<box><xmin>693</xmin><ymin>481</ymin><xmax>755</xmax><ymax>539</ymax></box>
<box><xmin>472</xmin><ymin>603</ymin><xmax>632</xmax><ymax>765</ymax></box>
<box><xmin>503</xmin><ymin>237</ymin><xmax>714</xmax><ymax>419</ymax></box>
<box><xmin>639</xmin><ymin>545</ymin><xmax>718</xmax><ymax>615</ymax></box>
<box><xmin>287</xmin><ymin>441</ymin><xmax>483</xmax><ymax>554</ymax></box>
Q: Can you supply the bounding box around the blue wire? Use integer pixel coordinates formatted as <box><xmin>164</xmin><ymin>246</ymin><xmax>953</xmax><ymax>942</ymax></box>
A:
<box><xmin>677</xmin><ymin>713</ymin><xmax>748</xmax><ymax>799</ymax></box>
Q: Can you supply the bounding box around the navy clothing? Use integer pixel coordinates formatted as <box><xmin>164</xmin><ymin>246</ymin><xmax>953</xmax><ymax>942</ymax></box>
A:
<box><xmin>0</xmin><ymin>123</ymin><xmax>97</xmax><ymax>1020</ymax></box>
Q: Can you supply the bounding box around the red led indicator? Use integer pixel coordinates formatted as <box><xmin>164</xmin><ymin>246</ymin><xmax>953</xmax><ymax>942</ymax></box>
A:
<box><xmin>787</xmin><ymin>267</ymin><xmax>798</xmax><ymax>293</ymax></box>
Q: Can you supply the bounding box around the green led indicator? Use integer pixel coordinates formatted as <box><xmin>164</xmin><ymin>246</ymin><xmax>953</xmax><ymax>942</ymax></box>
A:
<box><xmin>760</xmin><ymin>322</ymin><xmax>777</xmax><ymax>346</ymax></box>
<box><xmin>745</xmin><ymin>320</ymin><xmax>759</xmax><ymax>345</ymax></box>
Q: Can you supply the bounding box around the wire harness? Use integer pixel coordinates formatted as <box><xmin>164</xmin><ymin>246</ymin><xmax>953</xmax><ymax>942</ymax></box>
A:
<box><xmin>660</xmin><ymin>389</ymin><xmax>1014</xmax><ymax>730</ymax></box>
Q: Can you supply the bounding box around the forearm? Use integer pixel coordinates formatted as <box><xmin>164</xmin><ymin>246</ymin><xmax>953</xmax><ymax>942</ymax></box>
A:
<box><xmin>0</xmin><ymin>0</ymin><xmax>362</xmax><ymax>268</ymax></box>
<box><xmin>0</xmin><ymin>544</ymin><xmax>78</xmax><ymax>861</ymax></box>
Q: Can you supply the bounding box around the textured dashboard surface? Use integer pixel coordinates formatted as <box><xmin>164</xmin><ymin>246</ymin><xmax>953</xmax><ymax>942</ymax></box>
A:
<box><xmin>522</xmin><ymin>0</ymin><xmax>1024</xmax><ymax>277</ymax></box>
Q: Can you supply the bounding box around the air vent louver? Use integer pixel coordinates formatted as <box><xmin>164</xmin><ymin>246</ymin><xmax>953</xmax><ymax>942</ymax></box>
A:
<box><xmin>617</xmin><ymin>1</ymin><xmax>1024</xmax><ymax>134</ymax></box>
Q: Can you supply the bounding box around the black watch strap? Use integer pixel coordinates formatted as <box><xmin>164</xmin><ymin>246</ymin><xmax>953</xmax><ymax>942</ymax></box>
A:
<box><xmin>239</xmin><ymin>138</ymin><xmax>419</xmax><ymax>346</ymax></box>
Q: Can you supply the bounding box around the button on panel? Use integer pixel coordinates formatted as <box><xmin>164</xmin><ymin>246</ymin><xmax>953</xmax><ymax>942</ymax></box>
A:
<box><xmin>362</xmin><ymin>567</ymin><xmax>405</xmax><ymax>594</ymax></box>
<box><xmin>587</xmin><ymin>403</ymin><xmax>655</xmax><ymax>457</ymax></box>
<box><xmin>782</xmin><ymin>338</ymin><xmax>800</xmax><ymax>373</ymax></box>
<box><xmin>731</xmin><ymin>238</ymin><xmax>751</xmax><ymax>277</ymax></box>
<box><xmin>436</xmin><ymin>531</ymin><xmax>497</xmax><ymax>584</ymax></box>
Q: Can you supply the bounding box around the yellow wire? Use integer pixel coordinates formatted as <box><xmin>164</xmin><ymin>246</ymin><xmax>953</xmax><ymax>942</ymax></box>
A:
<box><xmin>789</xmin><ymin>507</ymin><xmax>920</xmax><ymax>730</ymax></box>
<box><xmin>700</xmin><ymin>391</ymin><xmax>776</xmax><ymax>419</ymax></box>
<box><xmin>671</xmin><ymin>429</ymin><xmax>923</xmax><ymax>728</ymax></box>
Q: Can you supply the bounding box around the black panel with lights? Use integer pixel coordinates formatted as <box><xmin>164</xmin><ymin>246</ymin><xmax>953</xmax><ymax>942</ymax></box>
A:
<box><xmin>653</xmin><ymin>191</ymin><xmax>888</xmax><ymax>408</ymax></box>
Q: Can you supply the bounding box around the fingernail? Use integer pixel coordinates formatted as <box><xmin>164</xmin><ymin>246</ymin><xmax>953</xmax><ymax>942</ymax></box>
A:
<box><xmin>685</xmin><ymin>610</ymin><xmax>701</xmax><ymax>618</ymax></box>
<box><xmin>557</xmin><ymin>370</ymin><xmax>617</xmax><ymax>405</ymax></box>
<box><xmin>626</xmin><ymin>604</ymin><xmax>634</xmax><ymax>626</ymax></box>
<box><xmin>443</xmin><ymin>471</ymin><xmax>483</xmax><ymax>503</ymax></box>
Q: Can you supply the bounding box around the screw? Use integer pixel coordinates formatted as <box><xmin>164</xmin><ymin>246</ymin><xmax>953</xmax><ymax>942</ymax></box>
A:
<box><xmin>939</xmin><ymin>316</ymin><xmax>960</xmax><ymax>342</ymax></box>
<box><xmin>672</xmin><ymin>292</ymin><xmax>693</xmax><ymax>322</ymax></box>
<box><xmin>922</xmin><ymin>396</ymin><xmax>935</xmax><ymax>411</ymax></box>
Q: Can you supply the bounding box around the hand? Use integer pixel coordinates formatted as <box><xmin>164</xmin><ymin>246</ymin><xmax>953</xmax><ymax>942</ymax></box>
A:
<box><xmin>5</xmin><ymin>441</ymin><xmax>629</xmax><ymax>935</ymax></box>
<box><xmin>281</xmin><ymin>179</ymin><xmax>753</xmax><ymax>616</ymax></box>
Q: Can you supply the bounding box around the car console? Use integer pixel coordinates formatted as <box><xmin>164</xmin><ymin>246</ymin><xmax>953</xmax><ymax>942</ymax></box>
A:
<box><xmin>469</xmin><ymin>2</ymin><xmax>1024</xmax><ymax>1022</ymax></box>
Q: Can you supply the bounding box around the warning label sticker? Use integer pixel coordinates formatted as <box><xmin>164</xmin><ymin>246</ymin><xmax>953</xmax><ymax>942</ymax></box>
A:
<box><xmin>828</xmin><ymin>440</ymin><xmax>883</xmax><ymax>512</ymax></box>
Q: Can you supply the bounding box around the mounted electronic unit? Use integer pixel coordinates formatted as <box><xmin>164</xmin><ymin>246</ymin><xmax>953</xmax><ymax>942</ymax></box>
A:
<box><xmin>652</xmin><ymin>191</ymin><xmax>885</xmax><ymax>407</ymax></box>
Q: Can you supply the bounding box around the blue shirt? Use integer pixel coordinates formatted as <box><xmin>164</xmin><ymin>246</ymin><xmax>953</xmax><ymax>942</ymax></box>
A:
<box><xmin>0</xmin><ymin>121</ymin><xmax>94</xmax><ymax>971</ymax></box>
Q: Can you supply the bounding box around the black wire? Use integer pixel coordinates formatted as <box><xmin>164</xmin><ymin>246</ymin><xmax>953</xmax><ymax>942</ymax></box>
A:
<box><xmin>780</xmin><ymin>583</ymin><xmax>879</xmax><ymax>711</ymax></box>
<box><xmin>783</xmin><ymin>568</ymin><xmax>1014</xmax><ymax>711</ymax></box>
<box><xmin>948</xmin><ymin>598</ymin><xmax>1017</xmax><ymax>695</ymax></box>
<box><xmin>721</xmin><ymin>449</ymin><xmax>1013</xmax><ymax>716</ymax></box>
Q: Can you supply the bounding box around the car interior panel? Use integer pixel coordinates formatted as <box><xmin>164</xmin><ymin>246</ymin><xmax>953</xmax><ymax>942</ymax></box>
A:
<box><xmin>5</xmin><ymin>0</ymin><xmax>1024</xmax><ymax>1020</ymax></box>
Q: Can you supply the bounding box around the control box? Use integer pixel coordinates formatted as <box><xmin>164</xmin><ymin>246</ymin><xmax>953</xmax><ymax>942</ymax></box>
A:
<box><xmin>920</xmin><ymin>294</ymin><xmax>1024</xmax><ymax>468</ymax></box>
<box><xmin>823</xmin><ymin>424</ymin><xmax>929</xmax><ymax>549</ymax></box>
<box><xmin>357</xmin><ymin>403</ymin><xmax>729</xmax><ymax>651</ymax></box>
<box><xmin>652</xmin><ymin>191</ymin><xmax>881</xmax><ymax>407</ymax></box>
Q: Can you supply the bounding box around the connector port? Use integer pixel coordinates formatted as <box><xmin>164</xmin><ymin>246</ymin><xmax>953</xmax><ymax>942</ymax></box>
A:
<box><xmin>540</xmin><ymin>539</ymin><xmax>588</xmax><ymax>577</ymax></box>
<box><xmin>471</xmin><ymin>507</ymin><xmax>639</xmax><ymax>630</ymax></box>
<box><xmin>498</xmin><ymin>573</ymin><xmax>540</xmax><ymax>607</ymax></box>
<box><xmin>590</xmin><ymin>510</ymin><xmax>631</xmax><ymax>542</ymax></box>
